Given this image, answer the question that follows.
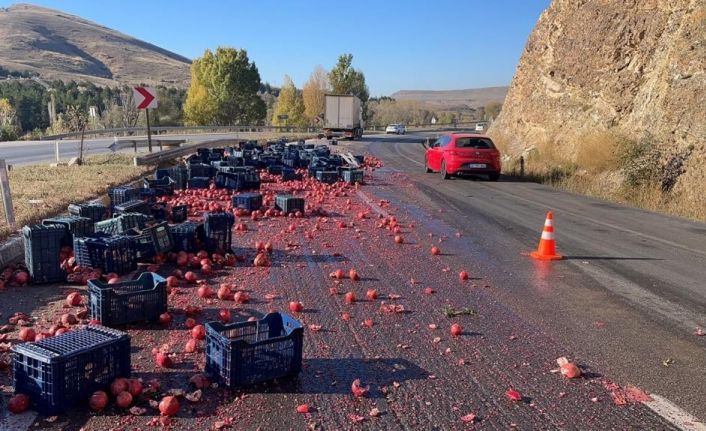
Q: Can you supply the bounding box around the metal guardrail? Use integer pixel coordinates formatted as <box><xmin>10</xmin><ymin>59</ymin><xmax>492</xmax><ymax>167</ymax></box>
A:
<box><xmin>42</xmin><ymin>122</ymin><xmax>489</xmax><ymax>141</ymax></box>
<box><xmin>132</xmin><ymin>138</ymin><xmax>239</xmax><ymax>166</ymax></box>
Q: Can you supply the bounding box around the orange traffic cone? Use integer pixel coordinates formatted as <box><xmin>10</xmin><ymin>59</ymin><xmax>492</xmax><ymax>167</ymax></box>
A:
<box><xmin>530</xmin><ymin>211</ymin><xmax>563</xmax><ymax>260</ymax></box>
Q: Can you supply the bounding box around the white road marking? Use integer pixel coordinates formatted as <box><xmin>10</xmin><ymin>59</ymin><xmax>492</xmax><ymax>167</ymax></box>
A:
<box><xmin>643</xmin><ymin>394</ymin><xmax>706</xmax><ymax>431</ymax></box>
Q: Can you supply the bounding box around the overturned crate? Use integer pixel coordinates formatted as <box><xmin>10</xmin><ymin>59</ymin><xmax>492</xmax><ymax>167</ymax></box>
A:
<box><xmin>341</xmin><ymin>169</ymin><xmax>364</xmax><ymax>184</ymax></box>
<box><xmin>204</xmin><ymin>212</ymin><xmax>234</xmax><ymax>253</ymax></box>
<box><xmin>95</xmin><ymin>213</ymin><xmax>149</xmax><ymax>235</ymax></box>
<box><xmin>232</xmin><ymin>193</ymin><xmax>262</xmax><ymax>212</ymax></box>
<box><xmin>42</xmin><ymin>216</ymin><xmax>94</xmax><ymax>247</ymax></box>
<box><xmin>22</xmin><ymin>224</ymin><xmax>66</xmax><ymax>284</ymax></box>
<box><xmin>113</xmin><ymin>199</ymin><xmax>151</xmax><ymax>217</ymax></box>
<box><xmin>68</xmin><ymin>203</ymin><xmax>107</xmax><ymax>224</ymax></box>
<box><xmin>126</xmin><ymin>222</ymin><xmax>174</xmax><ymax>261</ymax></box>
<box><xmin>74</xmin><ymin>234</ymin><xmax>137</xmax><ymax>275</ymax></box>
<box><xmin>88</xmin><ymin>272</ymin><xmax>167</xmax><ymax>326</ymax></box>
<box><xmin>12</xmin><ymin>325</ymin><xmax>130</xmax><ymax>415</ymax></box>
<box><xmin>275</xmin><ymin>194</ymin><xmax>305</xmax><ymax>214</ymax></box>
<box><xmin>205</xmin><ymin>312</ymin><xmax>303</xmax><ymax>387</ymax></box>
<box><xmin>108</xmin><ymin>186</ymin><xmax>141</xmax><ymax>214</ymax></box>
<box><xmin>316</xmin><ymin>170</ymin><xmax>339</xmax><ymax>184</ymax></box>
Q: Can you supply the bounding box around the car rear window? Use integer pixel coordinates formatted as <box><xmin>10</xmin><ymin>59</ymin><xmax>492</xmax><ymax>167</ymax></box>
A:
<box><xmin>455</xmin><ymin>137</ymin><xmax>496</xmax><ymax>149</ymax></box>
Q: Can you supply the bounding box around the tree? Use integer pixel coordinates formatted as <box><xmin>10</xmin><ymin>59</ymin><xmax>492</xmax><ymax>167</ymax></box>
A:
<box><xmin>329</xmin><ymin>54</ymin><xmax>369</xmax><ymax>103</ymax></box>
<box><xmin>64</xmin><ymin>105</ymin><xmax>88</xmax><ymax>163</ymax></box>
<box><xmin>0</xmin><ymin>98</ymin><xmax>20</xmax><ymax>141</ymax></box>
<box><xmin>483</xmin><ymin>102</ymin><xmax>502</xmax><ymax>121</ymax></box>
<box><xmin>271</xmin><ymin>76</ymin><xmax>306</xmax><ymax>128</ymax></box>
<box><xmin>302</xmin><ymin>66</ymin><xmax>329</xmax><ymax>123</ymax></box>
<box><xmin>184</xmin><ymin>47</ymin><xmax>267</xmax><ymax>125</ymax></box>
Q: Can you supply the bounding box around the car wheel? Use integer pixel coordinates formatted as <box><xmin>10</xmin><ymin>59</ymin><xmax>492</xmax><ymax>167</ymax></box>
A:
<box><xmin>488</xmin><ymin>172</ymin><xmax>500</xmax><ymax>181</ymax></box>
<box><xmin>441</xmin><ymin>160</ymin><xmax>450</xmax><ymax>180</ymax></box>
<box><xmin>425</xmin><ymin>157</ymin><xmax>432</xmax><ymax>173</ymax></box>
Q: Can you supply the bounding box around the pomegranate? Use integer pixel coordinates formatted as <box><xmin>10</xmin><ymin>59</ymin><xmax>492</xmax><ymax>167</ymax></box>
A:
<box><xmin>110</xmin><ymin>377</ymin><xmax>130</xmax><ymax>396</ymax></box>
<box><xmin>155</xmin><ymin>352</ymin><xmax>173</xmax><ymax>368</ymax></box>
<box><xmin>61</xmin><ymin>313</ymin><xmax>78</xmax><ymax>326</ymax></box>
<box><xmin>560</xmin><ymin>363</ymin><xmax>582</xmax><ymax>379</ymax></box>
<box><xmin>166</xmin><ymin>276</ymin><xmax>179</xmax><ymax>287</ymax></box>
<box><xmin>349</xmin><ymin>269</ymin><xmax>360</xmax><ymax>281</ymax></box>
<box><xmin>459</xmin><ymin>271</ymin><xmax>469</xmax><ymax>281</ymax></box>
<box><xmin>184</xmin><ymin>338</ymin><xmax>198</xmax><ymax>353</ymax></box>
<box><xmin>7</xmin><ymin>394</ymin><xmax>30</xmax><ymax>414</ymax></box>
<box><xmin>19</xmin><ymin>327</ymin><xmax>36</xmax><ymax>342</ymax></box>
<box><xmin>344</xmin><ymin>292</ymin><xmax>356</xmax><ymax>304</ymax></box>
<box><xmin>66</xmin><ymin>292</ymin><xmax>82</xmax><ymax>306</ymax></box>
<box><xmin>184</xmin><ymin>271</ymin><xmax>197</xmax><ymax>283</ymax></box>
<box><xmin>217</xmin><ymin>284</ymin><xmax>232</xmax><ymax>300</ymax></box>
<box><xmin>159</xmin><ymin>396</ymin><xmax>180</xmax><ymax>416</ymax></box>
<box><xmin>191</xmin><ymin>325</ymin><xmax>206</xmax><ymax>340</ymax></box>
<box><xmin>159</xmin><ymin>312</ymin><xmax>172</xmax><ymax>326</ymax></box>
<box><xmin>366</xmin><ymin>289</ymin><xmax>378</xmax><ymax>300</ymax></box>
<box><xmin>450</xmin><ymin>323</ymin><xmax>463</xmax><ymax>337</ymax></box>
<box><xmin>234</xmin><ymin>291</ymin><xmax>249</xmax><ymax>304</ymax></box>
<box><xmin>184</xmin><ymin>318</ymin><xmax>196</xmax><ymax>329</ymax></box>
<box><xmin>431</xmin><ymin>246</ymin><xmax>441</xmax><ymax>256</ymax></box>
<box><xmin>197</xmin><ymin>285</ymin><xmax>214</xmax><ymax>299</ymax></box>
<box><xmin>89</xmin><ymin>390</ymin><xmax>109</xmax><ymax>411</ymax></box>
<box><xmin>394</xmin><ymin>235</ymin><xmax>404</xmax><ymax>244</ymax></box>
<box><xmin>289</xmin><ymin>301</ymin><xmax>303</xmax><ymax>313</ymax></box>
<box><xmin>128</xmin><ymin>379</ymin><xmax>143</xmax><ymax>396</ymax></box>
<box><xmin>189</xmin><ymin>373</ymin><xmax>210</xmax><ymax>389</ymax></box>
<box><xmin>219</xmin><ymin>308</ymin><xmax>231</xmax><ymax>323</ymax></box>
<box><xmin>116</xmin><ymin>391</ymin><xmax>133</xmax><ymax>408</ymax></box>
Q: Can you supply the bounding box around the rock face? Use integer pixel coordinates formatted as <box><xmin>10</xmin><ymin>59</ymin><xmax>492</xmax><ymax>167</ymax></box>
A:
<box><xmin>491</xmin><ymin>0</ymin><xmax>705</xmax><ymax>155</ymax></box>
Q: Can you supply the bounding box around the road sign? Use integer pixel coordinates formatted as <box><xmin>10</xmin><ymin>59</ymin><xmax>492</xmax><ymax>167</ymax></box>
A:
<box><xmin>133</xmin><ymin>87</ymin><xmax>158</xmax><ymax>110</ymax></box>
<box><xmin>0</xmin><ymin>159</ymin><xmax>15</xmax><ymax>227</ymax></box>
<box><xmin>314</xmin><ymin>116</ymin><xmax>321</xmax><ymax>124</ymax></box>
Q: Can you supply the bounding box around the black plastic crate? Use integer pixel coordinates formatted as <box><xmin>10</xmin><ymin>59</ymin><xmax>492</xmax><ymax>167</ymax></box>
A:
<box><xmin>232</xmin><ymin>193</ymin><xmax>262</xmax><ymax>211</ymax></box>
<box><xmin>42</xmin><ymin>216</ymin><xmax>94</xmax><ymax>247</ymax></box>
<box><xmin>215</xmin><ymin>172</ymin><xmax>241</xmax><ymax>190</ymax></box>
<box><xmin>150</xmin><ymin>202</ymin><xmax>168</xmax><ymax>221</ymax></box>
<box><xmin>95</xmin><ymin>213</ymin><xmax>148</xmax><ymax>235</ymax></box>
<box><xmin>267</xmin><ymin>165</ymin><xmax>284</xmax><ymax>175</ymax></box>
<box><xmin>282</xmin><ymin>168</ymin><xmax>301</xmax><ymax>182</ymax></box>
<box><xmin>12</xmin><ymin>325</ymin><xmax>130</xmax><ymax>415</ymax></box>
<box><xmin>316</xmin><ymin>170</ymin><xmax>339</xmax><ymax>184</ymax></box>
<box><xmin>188</xmin><ymin>163</ymin><xmax>215</xmax><ymax>179</ymax></box>
<box><xmin>166</xmin><ymin>166</ymin><xmax>188</xmax><ymax>190</ymax></box>
<box><xmin>169</xmin><ymin>222</ymin><xmax>204</xmax><ymax>253</ymax></box>
<box><xmin>172</xmin><ymin>205</ymin><xmax>188</xmax><ymax>223</ymax></box>
<box><xmin>188</xmin><ymin>177</ymin><xmax>211</xmax><ymax>189</ymax></box>
<box><xmin>73</xmin><ymin>234</ymin><xmax>137</xmax><ymax>275</ymax></box>
<box><xmin>204</xmin><ymin>212</ymin><xmax>234</xmax><ymax>253</ymax></box>
<box><xmin>275</xmin><ymin>195</ymin><xmax>305</xmax><ymax>214</ymax></box>
<box><xmin>88</xmin><ymin>272</ymin><xmax>167</xmax><ymax>326</ymax></box>
<box><xmin>342</xmin><ymin>169</ymin><xmax>364</xmax><ymax>184</ymax></box>
<box><xmin>205</xmin><ymin>312</ymin><xmax>303</xmax><ymax>387</ymax></box>
<box><xmin>108</xmin><ymin>187</ymin><xmax>141</xmax><ymax>212</ymax></box>
<box><xmin>22</xmin><ymin>225</ymin><xmax>66</xmax><ymax>284</ymax></box>
<box><xmin>114</xmin><ymin>199</ymin><xmax>150</xmax><ymax>217</ymax></box>
<box><xmin>144</xmin><ymin>177</ymin><xmax>174</xmax><ymax>196</ymax></box>
<box><xmin>282</xmin><ymin>158</ymin><xmax>297</xmax><ymax>168</ymax></box>
<box><xmin>68</xmin><ymin>203</ymin><xmax>106</xmax><ymax>224</ymax></box>
<box><xmin>127</xmin><ymin>222</ymin><xmax>174</xmax><ymax>260</ymax></box>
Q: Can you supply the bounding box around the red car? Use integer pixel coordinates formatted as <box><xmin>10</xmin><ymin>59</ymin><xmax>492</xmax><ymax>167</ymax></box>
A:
<box><xmin>424</xmin><ymin>133</ymin><xmax>501</xmax><ymax>180</ymax></box>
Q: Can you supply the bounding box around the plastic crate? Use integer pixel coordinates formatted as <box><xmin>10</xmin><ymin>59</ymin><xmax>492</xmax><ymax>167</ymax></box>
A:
<box><xmin>342</xmin><ymin>169</ymin><xmax>364</xmax><ymax>184</ymax></box>
<box><xmin>215</xmin><ymin>172</ymin><xmax>242</xmax><ymax>190</ymax></box>
<box><xmin>205</xmin><ymin>312</ymin><xmax>303</xmax><ymax>387</ymax></box>
<box><xmin>68</xmin><ymin>203</ymin><xmax>106</xmax><ymax>224</ymax></box>
<box><xmin>144</xmin><ymin>177</ymin><xmax>174</xmax><ymax>196</ymax></box>
<box><xmin>188</xmin><ymin>163</ymin><xmax>215</xmax><ymax>179</ymax></box>
<box><xmin>42</xmin><ymin>216</ymin><xmax>94</xmax><ymax>247</ymax></box>
<box><xmin>188</xmin><ymin>177</ymin><xmax>211</xmax><ymax>189</ymax></box>
<box><xmin>275</xmin><ymin>195</ymin><xmax>305</xmax><ymax>214</ymax></box>
<box><xmin>108</xmin><ymin>187</ymin><xmax>141</xmax><ymax>212</ymax></box>
<box><xmin>88</xmin><ymin>273</ymin><xmax>167</xmax><ymax>326</ymax></box>
<box><xmin>126</xmin><ymin>222</ymin><xmax>173</xmax><ymax>261</ymax></box>
<box><xmin>114</xmin><ymin>199</ymin><xmax>150</xmax><ymax>216</ymax></box>
<box><xmin>169</xmin><ymin>222</ymin><xmax>204</xmax><ymax>253</ymax></box>
<box><xmin>267</xmin><ymin>165</ymin><xmax>284</xmax><ymax>175</ymax></box>
<box><xmin>204</xmin><ymin>212</ymin><xmax>234</xmax><ymax>253</ymax></box>
<box><xmin>150</xmin><ymin>202</ymin><xmax>168</xmax><ymax>221</ymax></box>
<box><xmin>232</xmin><ymin>193</ymin><xmax>262</xmax><ymax>211</ymax></box>
<box><xmin>22</xmin><ymin>225</ymin><xmax>66</xmax><ymax>284</ymax></box>
<box><xmin>316</xmin><ymin>170</ymin><xmax>339</xmax><ymax>184</ymax></box>
<box><xmin>166</xmin><ymin>166</ymin><xmax>188</xmax><ymax>190</ymax></box>
<box><xmin>172</xmin><ymin>205</ymin><xmax>188</xmax><ymax>223</ymax></box>
<box><xmin>73</xmin><ymin>234</ymin><xmax>137</xmax><ymax>275</ymax></box>
<box><xmin>281</xmin><ymin>168</ymin><xmax>301</xmax><ymax>182</ymax></box>
<box><xmin>12</xmin><ymin>325</ymin><xmax>130</xmax><ymax>415</ymax></box>
<box><xmin>95</xmin><ymin>213</ymin><xmax>149</xmax><ymax>235</ymax></box>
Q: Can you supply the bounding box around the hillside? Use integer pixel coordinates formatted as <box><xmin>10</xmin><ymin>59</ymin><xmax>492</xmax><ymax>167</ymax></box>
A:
<box><xmin>0</xmin><ymin>3</ymin><xmax>191</xmax><ymax>87</ymax></box>
<box><xmin>391</xmin><ymin>86</ymin><xmax>508</xmax><ymax>110</ymax></box>
<box><xmin>490</xmin><ymin>0</ymin><xmax>705</xmax><ymax>221</ymax></box>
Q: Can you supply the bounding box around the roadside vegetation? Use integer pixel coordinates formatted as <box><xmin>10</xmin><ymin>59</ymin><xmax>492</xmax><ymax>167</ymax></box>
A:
<box><xmin>493</xmin><ymin>130</ymin><xmax>705</xmax><ymax>222</ymax></box>
<box><xmin>0</xmin><ymin>154</ymin><xmax>152</xmax><ymax>240</ymax></box>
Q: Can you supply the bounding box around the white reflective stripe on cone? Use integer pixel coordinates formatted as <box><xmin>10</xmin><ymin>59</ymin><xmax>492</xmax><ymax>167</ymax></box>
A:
<box><xmin>541</xmin><ymin>231</ymin><xmax>555</xmax><ymax>240</ymax></box>
<box><xmin>544</xmin><ymin>219</ymin><xmax>554</xmax><ymax>227</ymax></box>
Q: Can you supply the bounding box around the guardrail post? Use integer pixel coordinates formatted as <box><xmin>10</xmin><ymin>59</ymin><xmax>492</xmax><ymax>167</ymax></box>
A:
<box><xmin>0</xmin><ymin>159</ymin><xmax>16</xmax><ymax>227</ymax></box>
<box><xmin>55</xmin><ymin>141</ymin><xmax>60</xmax><ymax>162</ymax></box>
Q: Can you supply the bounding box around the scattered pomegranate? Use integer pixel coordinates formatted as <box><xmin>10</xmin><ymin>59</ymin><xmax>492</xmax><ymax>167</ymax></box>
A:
<box><xmin>89</xmin><ymin>391</ymin><xmax>109</xmax><ymax>411</ymax></box>
<box><xmin>450</xmin><ymin>323</ymin><xmax>463</xmax><ymax>337</ymax></box>
<box><xmin>7</xmin><ymin>394</ymin><xmax>30</xmax><ymax>414</ymax></box>
<box><xmin>366</xmin><ymin>289</ymin><xmax>378</xmax><ymax>300</ymax></box>
<box><xmin>191</xmin><ymin>325</ymin><xmax>206</xmax><ymax>340</ymax></box>
<box><xmin>155</xmin><ymin>352</ymin><xmax>173</xmax><ymax>368</ymax></box>
<box><xmin>296</xmin><ymin>404</ymin><xmax>310</xmax><ymax>413</ymax></box>
<box><xmin>128</xmin><ymin>379</ymin><xmax>143</xmax><ymax>397</ymax></box>
<box><xmin>19</xmin><ymin>327</ymin><xmax>36</xmax><ymax>342</ymax></box>
<box><xmin>234</xmin><ymin>291</ymin><xmax>249</xmax><ymax>304</ymax></box>
<box><xmin>166</xmin><ymin>276</ymin><xmax>179</xmax><ymax>287</ymax></box>
<box><xmin>289</xmin><ymin>301</ymin><xmax>303</xmax><ymax>313</ymax></box>
<box><xmin>459</xmin><ymin>271</ymin><xmax>469</xmax><ymax>281</ymax></box>
<box><xmin>184</xmin><ymin>339</ymin><xmax>198</xmax><ymax>353</ymax></box>
<box><xmin>66</xmin><ymin>292</ymin><xmax>82</xmax><ymax>306</ymax></box>
<box><xmin>506</xmin><ymin>389</ymin><xmax>522</xmax><ymax>401</ymax></box>
<box><xmin>351</xmin><ymin>379</ymin><xmax>370</xmax><ymax>397</ymax></box>
<box><xmin>159</xmin><ymin>396</ymin><xmax>180</xmax><ymax>416</ymax></box>
<box><xmin>61</xmin><ymin>313</ymin><xmax>78</xmax><ymax>326</ymax></box>
<box><xmin>431</xmin><ymin>246</ymin><xmax>441</xmax><ymax>255</ymax></box>
<box><xmin>219</xmin><ymin>309</ymin><xmax>231</xmax><ymax>323</ymax></box>
<box><xmin>197</xmin><ymin>286</ymin><xmax>214</xmax><ymax>299</ymax></box>
<box><xmin>184</xmin><ymin>271</ymin><xmax>197</xmax><ymax>283</ymax></box>
<box><xmin>159</xmin><ymin>312</ymin><xmax>172</xmax><ymax>326</ymax></box>
<box><xmin>394</xmin><ymin>235</ymin><xmax>404</xmax><ymax>244</ymax></box>
<box><xmin>349</xmin><ymin>269</ymin><xmax>360</xmax><ymax>281</ymax></box>
<box><xmin>345</xmin><ymin>291</ymin><xmax>356</xmax><ymax>304</ymax></box>
<box><xmin>116</xmin><ymin>391</ymin><xmax>133</xmax><ymax>408</ymax></box>
<box><xmin>217</xmin><ymin>284</ymin><xmax>232</xmax><ymax>300</ymax></box>
<box><xmin>110</xmin><ymin>377</ymin><xmax>130</xmax><ymax>396</ymax></box>
<box><xmin>189</xmin><ymin>373</ymin><xmax>210</xmax><ymax>389</ymax></box>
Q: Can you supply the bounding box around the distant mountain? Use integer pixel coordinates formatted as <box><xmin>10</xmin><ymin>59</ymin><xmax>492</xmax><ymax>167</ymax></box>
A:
<box><xmin>0</xmin><ymin>3</ymin><xmax>191</xmax><ymax>87</ymax></box>
<box><xmin>391</xmin><ymin>86</ymin><xmax>509</xmax><ymax>110</ymax></box>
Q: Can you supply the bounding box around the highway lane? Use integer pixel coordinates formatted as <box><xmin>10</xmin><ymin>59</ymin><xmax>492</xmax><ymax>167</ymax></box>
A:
<box><xmin>351</xmin><ymin>133</ymin><xmax>706</xmax><ymax>423</ymax></box>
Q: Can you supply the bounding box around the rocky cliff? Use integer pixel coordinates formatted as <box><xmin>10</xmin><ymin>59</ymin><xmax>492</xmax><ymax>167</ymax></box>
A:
<box><xmin>491</xmin><ymin>0</ymin><xmax>704</xmax><ymax>157</ymax></box>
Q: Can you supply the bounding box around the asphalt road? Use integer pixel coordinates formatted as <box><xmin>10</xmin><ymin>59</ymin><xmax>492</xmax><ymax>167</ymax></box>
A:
<box><xmin>352</xmin><ymin>133</ymin><xmax>706</xmax><ymax>423</ymax></box>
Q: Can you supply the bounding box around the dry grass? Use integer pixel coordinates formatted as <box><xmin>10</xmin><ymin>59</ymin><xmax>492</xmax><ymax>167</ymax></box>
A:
<box><xmin>573</xmin><ymin>130</ymin><xmax>623</xmax><ymax>172</ymax></box>
<box><xmin>0</xmin><ymin>154</ymin><xmax>152</xmax><ymax>240</ymax></box>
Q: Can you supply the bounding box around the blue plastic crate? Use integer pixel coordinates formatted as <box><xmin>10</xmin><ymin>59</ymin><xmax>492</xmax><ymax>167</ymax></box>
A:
<box><xmin>94</xmin><ymin>213</ymin><xmax>149</xmax><ymax>235</ymax></box>
<box><xmin>42</xmin><ymin>216</ymin><xmax>94</xmax><ymax>247</ymax></box>
<box><xmin>188</xmin><ymin>177</ymin><xmax>211</xmax><ymax>189</ymax></box>
<box><xmin>108</xmin><ymin>187</ymin><xmax>141</xmax><ymax>212</ymax></box>
<box><xmin>172</xmin><ymin>205</ymin><xmax>188</xmax><ymax>223</ymax></box>
<box><xmin>22</xmin><ymin>225</ymin><xmax>66</xmax><ymax>284</ymax></box>
<box><xmin>114</xmin><ymin>199</ymin><xmax>150</xmax><ymax>216</ymax></box>
<box><xmin>126</xmin><ymin>222</ymin><xmax>173</xmax><ymax>261</ymax></box>
<box><xmin>150</xmin><ymin>202</ymin><xmax>168</xmax><ymax>221</ymax></box>
<box><xmin>281</xmin><ymin>168</ymin><xmax>301</xmax><ymax>182</ymax></box>
<box><xmin>316</xmin><ymin>170</ymin><xmax>339</xmax><ymax>184</ymax></box>
<box><xmin>144</xmin><ymin>177</ymin><xmax>174</xmax><ymax>196</ymax></box>
<box><xmin>88</xmin><ymin>272</ymin><xmax>167</xmax><ymax>326</ymax></box>
<box><xmin>68</xmin><ymin>203</ymin><xmax>106</xmax><ymax>224</ymax></box>
<box><xmin>267</xmin><ymin>165</ymin><xmax>284</xmax><ymax>175</ymax></box>
<box><xmin>215</xmin><ymin>172</ymin><xmax>242</xmax><ymax>190</ymax></box>
<box><xmin>275</xmin><ymin>195</ymin><xmax>305</xmax><ymax>214</ymax></box>
<box><xmin>73</xmin><ymin>234</ymin><xmax>137</xmax><ymax>275</ymax></box>
<box><xmin>232</xmin><ymin>193</ymin><xmax>262</xmax><ymax>211</ymax></box>
<box><xmin>164</xmin><ymin>166</ymin><xmax>188</xmax><ymax>190</ymax></box>
<box><xmin>12</xmin><ymin>325</ymin><xmax>130</xmax><ymax>415</ymax></box>
<box><xmin>188</xmin><ymin>163</ymin><xmax>215</xmax><ymax>179</ymax></box>
<box><xmin>342</xmin><ymin>169</ymin><xmax>364</xmax><ymax>184</ymax></box>
<box><xmin>204</xmin><ymin>212</ymin><xmax>234</xmax><ymax>253</ymax></box>
<box><xmin>169</xmin><ymin>222</ymin><xmax>204</xmax><ymax>253</ymax></box>
<box><xmin>205</xmin><ymin>312</ymin><xmax>303</xmax><ymax>387</ymax></box>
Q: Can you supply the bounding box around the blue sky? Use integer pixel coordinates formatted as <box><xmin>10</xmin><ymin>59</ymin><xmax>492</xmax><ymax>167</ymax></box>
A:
<box><xmin>2</xmin><ymin>1</ymin><xmax>551</xmax><ymax>95</ymax></box>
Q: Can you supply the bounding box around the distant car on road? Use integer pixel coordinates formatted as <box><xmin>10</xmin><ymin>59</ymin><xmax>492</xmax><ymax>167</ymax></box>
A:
<box><xmin>385</xmin><ymin>124</ymin><xmax>405</xmax><ymax>135</ymax></box>
<box><xmin>424</xmin><ymin>133</ymin><xmax>501</xmax><ymax>181</ymax></box>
